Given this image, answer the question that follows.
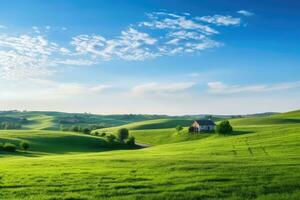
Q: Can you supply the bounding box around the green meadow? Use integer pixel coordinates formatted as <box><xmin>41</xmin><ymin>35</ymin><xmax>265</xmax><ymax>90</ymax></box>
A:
<box><xmin>0</xmin><ymin>110</ymin><xmax>300</xmax><ymax>199</ymax></box>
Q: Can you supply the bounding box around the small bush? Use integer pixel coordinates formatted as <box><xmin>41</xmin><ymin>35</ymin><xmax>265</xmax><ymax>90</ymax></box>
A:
<box><xmin>175</xmin><ymin>125</ymin><xmax>183</xmax><ymax>133</ymax></box>
<box><xmin>126</xmin><ymin>136</ymin><xmax>135</xmax><ymax>146</ymax></box>
<box><xmin>216</xmin><ymin>120</ymin><xmax>233</xmax><ymax>135</ymax></box>
<box><xmin>0</xmin><ymin>143</ymin><xmax>3</xmax><ymax>151</ymax></box>
<box><xmin>100</xmin><ymin>132</ymin><xmax>106</xmax><ymax>137</ymax></box>
<box><xmin>20</xmin><ymin>140</ymin><xmax>30</xmax><ymax>151</ymax></box>
<box><xmin>106</xmin><ymin>134</ymin><xmax>116</xmax><ymax>143</ymax></box>
<box><xmin>93</xmin><ymin>131</ymin><xmax>99</xmax><ymax>136</ymax></box>
<box><xmin>3</xmin><ymin>143</ymin><xmax>17</xmax><ymax>152</ymax></box>
<box><xmin>82</xmin><ymin>128</ymin><xmax>91</xmax><ymax>134</ymax></box>
<box><xmin>188</xmin><ymin>127</ymin><xmax>196</xmax><ymax>133</ymax></box>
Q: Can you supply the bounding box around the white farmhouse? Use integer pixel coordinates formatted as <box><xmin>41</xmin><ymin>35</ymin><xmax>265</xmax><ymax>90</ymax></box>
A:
<box><xmin>191</xmin><ymin>120</ymin><xmax>216</xmax><ymax>132</ymax></box>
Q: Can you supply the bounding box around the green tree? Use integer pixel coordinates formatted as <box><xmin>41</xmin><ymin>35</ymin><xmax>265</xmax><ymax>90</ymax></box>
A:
<box><xmin>20</xmin><ymin>140</ymin><xmax>30</xmax><ymax>151</ymax></box>
<box><xmin>216</xmin><ymin>120</ymin><xmax>233</xmax><ymax>135</ymax></box>
<box><xmin>126</xmin><ymin>136</ymin><xmax>135</xmax><ymax>146</ymax></box>
<box><xmin>175</xmin><ymin>125</ymin><xmax>183</xmax><ymax>133</ymax></box>
<box><xmin>82</xmin><ymin>128</ymin><xmax>91</xmax><ymax>134</ymax></box>
<box><xmin>106</xmin><ymin>134</ymin><xmax>116</xmax><ymax>143</ymax></box>
<box><xmin>117</xmin><ymin>128</ymin><xmax>129</xmax><ymax>143</ymax></box>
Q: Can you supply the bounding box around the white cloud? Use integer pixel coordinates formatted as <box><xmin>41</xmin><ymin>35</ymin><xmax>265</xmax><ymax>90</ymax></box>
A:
<box><xmin>140</xmin><ymin>12</ymin><xmax>218</xmax><ymax>35</ymax></box>
<box><xmin>0</xmin><ymin>34</ymin><xmax>59</xmax><ymax>80</ymax></box>
<box><xmin>207</xmin><ymin>81</ymin><xmax>300</xmax><ymax>94</ymax></box>
<box><xmin>0</xmin><ymin>25</ymin><xmax>6</xmax><ymax>29</ymax></box>
<box><xmin>0</xmin><ymin>79</ymin><xmax>111</xmax><ymax>100</ymax></box>
<box><xmin>237</xmin><ymin>10</ymin><xmax>254</xmax><ymax>16</ymax></box>
<box><xmin>188</xmin><ymin>73</ymin><xmax>200</xmax><ymax>77</ymax></box>
<box><xmin>0</xmin><ymin>11</ymin><xmax>250</xmax><ymax>80</ymax></box>
<box><xmin>132</xmin><ymin>82</ymin><xmax>195</xmax><ymax>96</ymax></box>
<box><xmin>53</xmin><ymin>59</ymin><xmax>98</xmax><ymax>66</ymax></box>
<box><xmin>198</xmin><ymin>15</ymin><xmax>241</xmax><ymax>26</ymax></box>
<box><xmin>71</xmin><ymin>28</ymin><xmax>158</xmax><ymax>61</ymax></box>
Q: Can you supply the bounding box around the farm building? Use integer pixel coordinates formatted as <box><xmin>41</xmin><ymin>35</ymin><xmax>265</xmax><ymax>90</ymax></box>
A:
<box><xmin>191</xmin><ymin>120</ymin><xmax>216</xmax><ymax>132</ymax></box>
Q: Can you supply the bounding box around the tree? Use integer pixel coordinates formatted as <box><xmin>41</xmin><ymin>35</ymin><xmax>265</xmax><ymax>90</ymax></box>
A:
<box><xmin>117</xmin><ymin>128</ymin><xmax>129</xmax><ymax>143</ymax></box>
<box><xmin>106</xmin><ymin>134</ymin><xmax>116</xmax><ymax>143</ymax></box>
<box><xmin>82</xmin><ymin>128</ymin><xmax>91</xmax><ymax>134</ymax></box>
<box><xmin>188</xmin><ymin>126</ymin><xmax>195</xmax><ymax>133</ymax></box>
<box><xmin>20</xmin><ymin>141</ymin><xmax>30</xmax><ymax>151</ymax></box>
<box><xmin>175</xmin><ymin>125</ymin><xmax>183</xmax><ymax>133</ymax></box>
<box><xmin>216</xmin><ymin>120</ymin><xmax>233</xmax><ymax>135</ymax></box>
<box><xmin>126</xmin><ymin>136</ymin><xmax>135</xmax><ymax>146</ymax></box>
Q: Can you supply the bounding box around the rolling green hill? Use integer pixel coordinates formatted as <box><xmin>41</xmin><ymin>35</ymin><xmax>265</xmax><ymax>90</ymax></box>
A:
<box><xmin>0</xmin><ymin>111</ymin><xmax>175</xmax><ymax>131</ymax></box>
<box><xmin>98</xmin><ymin>118</ymin><xmax>194</xmax><ymax>131</ymax></box>
<box><xmin>0</xmin><ymin>110</ymin><xmax>299</xmax><ymax>199</ymax></box>
<box><xmin>0</xmin><ymin>130</ymin><xmax>125</xmax><ymax>155</ymax></box>
<box><xmin>95</xmin><ymin>118</ymin><xmax>203</xmax><ymax>145</ymax></box>
<box><xmin>230</xmin><ymin>110</ymin><xmax>300</xmax><ymax>126</ymax></box>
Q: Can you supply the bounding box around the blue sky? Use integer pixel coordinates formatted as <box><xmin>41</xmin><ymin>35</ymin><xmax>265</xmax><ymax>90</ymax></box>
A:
<box><xmin>0</xmin><ymin>0</ymin><xmax>299</xmax><ymax>115</ymax></box>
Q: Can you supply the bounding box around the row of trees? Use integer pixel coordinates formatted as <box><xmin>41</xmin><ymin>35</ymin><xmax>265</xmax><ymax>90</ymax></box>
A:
<box><xmin>64</xmin><ymin>125</ymin><xmax>136</xmax><ymax>146</ymax></box>
<box><xmin>0</xmin><ymin>122</ymin><xmax>22</xmax><ymax>130</ymax></box>
<box><xmin>94</xmin><ymin>128</ymin><xmax>136</xmax><ymax>146</ymax></box>
<box><xmin>61</xmin><ymin>125</ymin><xmax>103</xmax><ymax>134</ymax></box>
<box><xmin>0</xmin><ymin>140</ymin><xmax>30</xmax><ymax>152</ymax></box>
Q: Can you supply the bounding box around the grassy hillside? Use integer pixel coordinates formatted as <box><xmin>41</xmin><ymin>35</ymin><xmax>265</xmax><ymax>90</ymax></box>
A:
<box><xmin>230</xmin><ymin>110</ymin><xmax>300</xmax><ymax>126</ymax></box>
<box><xmin>0</xmin><ymin>130</ymin><xmax>124</xmax><ymax>155</ymax></box>
<box><xmin>100</xmin><ymin>118</ymin><xmax>194</xmax><ymax>131</ymax></box>
<box><xmin>0</xmin><ymin>111</ymin><xmax>174</xmax><ymax>131</ymax></box>
<box><xmin>1</xmin><ymin>122</ymin><xmax>300</xmax><ymax>199</ymax></box>
<box><xmin>0</xmin><ymin>110</ymin><xmax>299</xmax><ymax>199</ymax></box>
<box><xmin>95</xmin><ymin>118</ymin><xmax>202</xmax><ymax>145</ymax></box>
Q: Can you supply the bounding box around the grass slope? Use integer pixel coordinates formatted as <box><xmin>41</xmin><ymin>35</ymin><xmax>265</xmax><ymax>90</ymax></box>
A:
<box><xmin>0</xmin><ymin>111</ymin><xmax>172</xmax><ymax>131</ymax></box>
<box><xmin>0</xmin><ymin>130</ymin><xmax>124</xmax><ymax>155</ymax></box>
<box><xmin>96</xmin><ymin>118</ymin><xmax>201</xmax><ymax>145</ymax></box>
<box><xmin>100</xmin><ymin>118</ymin><xmax>194</xmax><ymax>131</ymax></box>
<box><xmin>0</xmin><ymin>110</ymin><xmax>300</xmax><ymax>199</ymax></box>
<box><xmin>230</xmin><ymin>110</ymin><xmax>300</xmax><ymax>126</ymax></box>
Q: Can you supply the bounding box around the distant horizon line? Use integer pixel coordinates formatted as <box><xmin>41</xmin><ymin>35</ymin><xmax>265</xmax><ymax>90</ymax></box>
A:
<box><xmin>0</xmin><ymin>109</ymin><xmax>294</xmax><ymax>117</ymax></box>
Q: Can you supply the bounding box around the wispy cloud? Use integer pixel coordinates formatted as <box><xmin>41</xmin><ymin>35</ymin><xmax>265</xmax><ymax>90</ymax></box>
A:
<box><xmin>0</xmin><ymin>11</ymin><xmax>251</xmax><ymax>80</ymax></box>
<box><xmin>132</xmin><ymin>82</ymin><xmax>195</xmax><ymax>96</ymax></box>
<box><xmin>197</xmin><ymin>15</ymin><xmax>241</xmax><ymax>26</ymax></box>
<box><xmin>237</xmin><ymin>10</ymin><xmax>254</xmax><ymax>17</ymax></box>
<box><xmin>0</xmin><ymin>34</ymin><xmax>59</xmax><ymax>80</ymax></box>
<box><xmin>0</xmin><ymin>25</ymin><xmax>6</xmax><ymax>29</ymax></box>
<box><xmin>188</xmin><ymin>72</ymin><xmax>200</xmax><ymax>77</ymax></box>
<box><xmin>71</xmin><ymin>28</ymin><xmax>158</xmax><ymax>61</ymax></box>
<box><xmin>0</xmin><ymin>79</ymin><xmax>111</xmax><ymax>100</ymax></box>
<box><xmin>207</xmin><ymin>81</ymin><xmax>300</xmax><ymax>94</ymax></box>
<box><xmin>70</xmin><ymin>11</ymin><xmax>247</xmax><ymax>61</ymax></box>
<box><xmin>53</xmin><ymin>59</ymin><xmax>98</xmax><ymax>66</ymax></box>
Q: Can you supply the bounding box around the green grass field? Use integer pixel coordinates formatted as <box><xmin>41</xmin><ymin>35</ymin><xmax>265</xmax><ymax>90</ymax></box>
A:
<box><xmin>0</xmin><ymin>110</ymin><xmax>300</xmax><ymax>199</ymax></box>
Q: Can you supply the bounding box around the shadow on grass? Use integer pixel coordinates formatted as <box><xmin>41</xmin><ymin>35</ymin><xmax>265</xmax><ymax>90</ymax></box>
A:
<box><xmin>228</xmin><ymin>130</ymin><xmax>254</xmax><ymax>136</ymax></box>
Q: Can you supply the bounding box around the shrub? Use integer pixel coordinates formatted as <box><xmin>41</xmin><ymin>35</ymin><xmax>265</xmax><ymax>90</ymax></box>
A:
<box><xmin>70</xmin><ymin>126</ymin><xmax>81</xmax><ymax>132</ymax></box>
<box><xmin>82</xmin><ymin>128</ymin><xmax>91</xmax><ymax>134</ymax></box>
<box><xmin>3</xmin><ymin>143</ymin><xmax>17</xmax><ymax>152</ymax></box>
<box><xmin>106</xmin><ymin>134</ymin><xmax>116</xmax><ymax>143</ymax></box>
<box><xmin>0</xmin><ymin>143</ymin><xmax>3</xmax><ymax>151</ymax></box>
<box><xmin>100</xmin><ymin>132</ymin><xmax>106</xmax><ymax>137</ymax></box>
<box><xmin>126</xmin><ymin>136</ymin><xmax>135</xmax><ymax>146</ymax></box>
<box><xmin>176</xmin><ymin>125</ymin><xmax>183</xmax><ymax>133</ymax></box>
<box><xmin>20</xmin><ymin>140</ymin><xmax>30</xmax><ymax>151</ymax></box>
<box><xmin>216</xmin><ymin>120</ymin><xmax>233</xmax><ymax>135</ymax></box>
<box><xmin>117</xmin><ymin>128</ymin><xmax>129</xmax><ymax>143</ymax></box>
<box><xmin>188</xmin><ymin>126</ymin><xmax>195</xmax><ymax>133</ymax></box>
<box><xmin>93</xmin><ymin>131</ymin><xmax>99</xmax><ymax>136</ymax></box>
